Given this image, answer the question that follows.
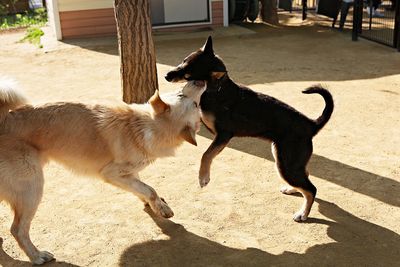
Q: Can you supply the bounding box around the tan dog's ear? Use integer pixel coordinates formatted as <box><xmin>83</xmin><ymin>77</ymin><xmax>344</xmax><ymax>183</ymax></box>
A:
<box><xmin>211</xmin><ymin>71</ymin><xmax>226</xmax><ymax>80</ymax></box>
<box><xmin>149</xmin><ymin>90</ymin><xmax>170</xmax><ymax>114</ymax></box>
<box><xmin>180</xmin><ymin>125</ymin><xmax>197</xmax><ymax>146</ymax></box>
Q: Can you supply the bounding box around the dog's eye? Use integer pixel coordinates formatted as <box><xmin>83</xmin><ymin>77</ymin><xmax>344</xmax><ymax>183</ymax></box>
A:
<box><xmin>193</xmin><ymin>102</ymin><xmax>198</xmax><ymax>108</ymax></box>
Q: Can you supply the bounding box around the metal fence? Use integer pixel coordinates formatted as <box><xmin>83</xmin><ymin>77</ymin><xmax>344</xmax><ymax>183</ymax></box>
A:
<box><xmin>353</xmin><ymin>0</ymin><xmax>400</xmax><ymax>50</ymax></box>
<box><xmin>291</xmin><ymin>0</ymin><xmax>317</xmax><ymax>10</ymax></box>
<box><xmin>278</xmin><ymin>0</ymin><xmax>317</xmax><ymax>20</ymax></box>
<box><xmin>278</xmin><ymin>0</ymin><xmax>400</xmax><ymax>50</ymax></box>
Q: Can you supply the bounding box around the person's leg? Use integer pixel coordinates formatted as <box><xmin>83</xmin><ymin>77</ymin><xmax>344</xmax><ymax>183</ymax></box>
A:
<box><xmin>372</xmin><ymin>0</ymin><xmax>382</xmax><ymax>10</ymax></box>
<box><xmin>339</xmin><ymin>2</ymin><xmax>352</xmax><ymax>30</ymax></box>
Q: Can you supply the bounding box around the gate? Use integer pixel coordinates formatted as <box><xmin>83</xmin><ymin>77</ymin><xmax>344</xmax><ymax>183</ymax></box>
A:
<box><xmin>278</xmin><ymin>0</ymin><xmax>317</xmax><ymax>20</ymax></box>
<box><xmin>353</xmin><ymin>0</ymin><xmax>400</xmax><ymax>50</ymax></box>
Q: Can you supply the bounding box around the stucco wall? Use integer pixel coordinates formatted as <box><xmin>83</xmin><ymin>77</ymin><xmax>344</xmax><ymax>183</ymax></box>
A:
<box><xmin>58</xmin><ymin>0</ymin><xmax>112</xmax><ymax>12</ymax></box>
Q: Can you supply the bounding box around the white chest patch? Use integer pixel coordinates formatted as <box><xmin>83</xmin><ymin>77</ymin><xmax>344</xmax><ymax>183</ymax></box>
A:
<box><xmin>143</xmin><ymin>129</ymin><xmax>153</xmax><ymax>145</ymax></box>
<box><xmin>201</xmin><ymin>111</ymin><xmax>216</xmax><ymax>134</ymax></box>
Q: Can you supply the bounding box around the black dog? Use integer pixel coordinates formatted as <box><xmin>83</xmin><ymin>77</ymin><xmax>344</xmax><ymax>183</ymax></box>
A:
<box><xmin>165</xmin><ymin>37</ymin><xmax>334</xmax><ymax>222</ymax></box>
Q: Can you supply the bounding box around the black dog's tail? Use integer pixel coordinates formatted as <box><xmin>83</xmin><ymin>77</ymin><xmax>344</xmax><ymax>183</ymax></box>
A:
<box><xmin>302</xmin><ymin>85</ymin><xmax>334</xmax><ymax>135</ymax></box>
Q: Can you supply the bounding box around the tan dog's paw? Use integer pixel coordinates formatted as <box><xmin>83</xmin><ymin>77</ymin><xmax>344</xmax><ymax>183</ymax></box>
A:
<box><xmin>199</xmin><ymin>174</ymin><xmax>210</xmax><ymax>188</ymax></box>
<box><xmin>32</xmin><ymin>251</ymin><xmax>54</xmax><ymax>265</ymax></box>
<box><xmin>153</xmin><ymin>198</ymin><xmax>174</xmax><ymax>218</ymax></box>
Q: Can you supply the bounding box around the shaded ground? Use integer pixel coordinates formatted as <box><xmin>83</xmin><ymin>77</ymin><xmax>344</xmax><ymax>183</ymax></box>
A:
<box><xmin>0</xmin><ymin>17</ymin><xmax>399</xmax><ymax>266</ymax></box>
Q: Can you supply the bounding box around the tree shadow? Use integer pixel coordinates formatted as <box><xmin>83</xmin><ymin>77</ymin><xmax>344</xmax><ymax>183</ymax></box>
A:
<box><xmin>119</xmin><ymin>203</ymin><xmax>400</xmax><ymax>266</ymax></box>
<box><xmin>198</xmin><ymin>127</ymin><xmax>400</xmax><ymax>208</ymax></box>
<box><xmin>155</xmin><ymin>22</ymin><xmax>400</xmax><ymax>83</ymax></box>
<box><xmin>0</xmin><ymin>238</ymin><xmax>80</xmax><ymax>267</ymax></box>
<box><xmin>59</xmin><ymin>22</ymin><xmax>400</xmax><ymax>84</ymax></box>
<box><xmin>61</xmin><ymin>36</ymin><xmax>119</xmax><ymax>56</ymax></box>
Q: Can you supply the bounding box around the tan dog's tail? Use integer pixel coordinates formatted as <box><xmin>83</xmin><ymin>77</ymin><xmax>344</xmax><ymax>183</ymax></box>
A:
<box><xmin>0</xmin><ymin>77</ymin><xmax>27</xmax><ymax>123</ymax></box>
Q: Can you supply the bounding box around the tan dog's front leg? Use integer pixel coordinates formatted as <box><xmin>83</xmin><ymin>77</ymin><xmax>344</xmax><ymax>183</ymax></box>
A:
<box><xmin>100</xmin><ymin>162</ymin><xmax>174</xmax><ymax>218</ymax></box>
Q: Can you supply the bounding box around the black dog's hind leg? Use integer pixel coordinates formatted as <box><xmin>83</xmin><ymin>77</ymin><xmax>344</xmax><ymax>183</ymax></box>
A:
<box><xmin>273</xmin><ymin>140</ymin><xmax>316</xmax><ymax>222</ymax></box>
<box><xmin>199</xmin><ymin>132</ymin><xmax>232</xmax><ymax>187</ymax></box>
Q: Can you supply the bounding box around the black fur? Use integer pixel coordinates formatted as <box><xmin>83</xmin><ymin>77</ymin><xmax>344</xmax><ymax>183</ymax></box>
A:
<box><xmin>166</xmin><ymin>36</ymin><xmax>334</xmax><ymax>221</ymax></box>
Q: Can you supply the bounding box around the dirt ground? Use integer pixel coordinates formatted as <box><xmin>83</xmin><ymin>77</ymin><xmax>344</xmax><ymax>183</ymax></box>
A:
<box><xmin>0</xmin><ymin>16</ymin><xmax>399</xmax><ymax>266</ymax></box>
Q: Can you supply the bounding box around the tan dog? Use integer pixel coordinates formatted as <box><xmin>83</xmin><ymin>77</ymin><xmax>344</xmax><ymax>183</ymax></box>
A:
<box><xmin>0</xmin><ymin>78</ymin><xmax>206</xmax><ymax>264</ymax></box>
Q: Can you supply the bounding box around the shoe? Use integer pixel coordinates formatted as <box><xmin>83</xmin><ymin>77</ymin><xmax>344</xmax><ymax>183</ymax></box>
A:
<box><xmin>373</xmin><ymin>10</ymin><xmax>384</xmax><ymax>18</ymax></box>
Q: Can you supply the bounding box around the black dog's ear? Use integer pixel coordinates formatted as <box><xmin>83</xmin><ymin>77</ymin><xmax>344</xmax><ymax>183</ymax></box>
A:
<box><xmin>211</xmin><ymin>71</ymin><xmax>226</xmax><ymax>80</ymax></box>
<box><xmin>201</xmin><ymin>36</ymin><xmax>214</xmax><ymax>55</ymax></box>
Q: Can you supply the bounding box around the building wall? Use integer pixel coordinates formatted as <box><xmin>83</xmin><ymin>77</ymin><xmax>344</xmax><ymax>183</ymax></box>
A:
<box><xmin>47</xmin><ymin>0</ymin><xmax>62</xmax><ymax>40</ymax></box>
<box><xmin>58</xmin><ymin>0</ymin><xmax>112</xmax><ymax>12</ymax></box>
<box><xmin>163</xmin><ymin>0</ymin><xmax>208</xmax><ymax>24</ymax></box>
<box><xmin>154</xmin><ymin>1</ymin><xmax>223</xmax><ymax>32</ymax></box>
<box><xmin>59</xmin><ymin>8</ymin><xmax>116</xmax><ymax>38</ymax></box>
<box><xmin>211</xmin><ymin>0</ymin><xmax>224</xmax><ymax>26</ymax></box>
<box><xmin>55</xmin><ymin>0</ymin><xmax>224</xmax><ymax>39</ymax></box>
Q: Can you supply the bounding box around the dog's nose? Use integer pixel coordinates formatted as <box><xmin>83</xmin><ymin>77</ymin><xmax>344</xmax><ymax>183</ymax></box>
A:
<box><xmin>165</xmin><ymin>73</ymin><xmax>173</xmax><ymax>82</ymax></box>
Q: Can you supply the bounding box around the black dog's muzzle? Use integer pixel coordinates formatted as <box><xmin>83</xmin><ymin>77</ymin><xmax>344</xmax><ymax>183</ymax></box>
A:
<box><xmin>165</xmin><ymin>67</ymin><xmax>187</xmax><ymax>82</ymax></box>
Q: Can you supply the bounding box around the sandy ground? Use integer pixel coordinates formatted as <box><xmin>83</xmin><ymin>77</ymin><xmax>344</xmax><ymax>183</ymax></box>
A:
<box><xmin>0</xmin><ymin>16</ymin><xmax>399</xmax><ymax>266</ymax></box>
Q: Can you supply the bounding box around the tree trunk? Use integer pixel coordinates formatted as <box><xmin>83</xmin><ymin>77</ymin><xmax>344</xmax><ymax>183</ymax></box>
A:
<box><xmin>114</xmin><ymin>0</ymin><xmax>158</xmax><ymax>104</ymax></box>
<box><xmin>260</xmin><ymin>0</ymin><xmax>279</xmax><ymax>25</ymax></box>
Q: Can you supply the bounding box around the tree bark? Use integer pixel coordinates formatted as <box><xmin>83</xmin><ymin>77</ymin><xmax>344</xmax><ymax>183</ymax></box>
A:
<box><xmin>114</xmin><ymin>0</ymin><xmax>158</xmax><ymax>104</ymax></box>
<box><xmin>260</xmin><ymin>0</ymin><xmax>279</xmax><ymax>25</ymax></box>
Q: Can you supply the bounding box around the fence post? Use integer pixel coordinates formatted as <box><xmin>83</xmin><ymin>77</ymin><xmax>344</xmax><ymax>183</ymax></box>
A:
<box><xmin>352</xmin><ymin>0</ymin><xmax>360</xmax><ymax>41</ymax></box>
<box><xmin>302</xmin><ymin>0</ymin><xmax>307</xmax><ymax>20</ymax></box>
<box><xmin>395</xmin><ymin>0</ymin><xmax>400</xmax><ymax>51</ymax></box>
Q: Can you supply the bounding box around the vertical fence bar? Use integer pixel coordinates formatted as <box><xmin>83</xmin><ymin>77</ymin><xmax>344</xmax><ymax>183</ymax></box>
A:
<box><xmin>368</xmin><ymin>1</ymin><xmax>373</xmax><ymax>30</ymax></box>
<box><xmin>357</xmin><ymin>0</ymin><xmax>363</xmax><ymax>34</ymax></box>
<box><xmin>302</xmin><ymin>0</ymin><xmax>307</xmax><ymax>20</ymax></box>
<box><xmin>395</xmin><ymin>0</ymin><xmax>400</xmax><ymax>50</ymax></box>
<box><xmin>352</xmin><ymin>0</ymin><xmax>360</xmax><ymax>41</ymax></box>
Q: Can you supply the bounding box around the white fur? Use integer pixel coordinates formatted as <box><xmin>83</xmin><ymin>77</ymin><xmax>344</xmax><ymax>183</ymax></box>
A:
<box><xmin>0</xmin><ymin>77</ymin><xmax>27</xmax><ymax>119</ymax></box>
<box><xmin>0</xmin><ymin>78</ymin><xmax>206</xmax><ymax>264</ymax></box>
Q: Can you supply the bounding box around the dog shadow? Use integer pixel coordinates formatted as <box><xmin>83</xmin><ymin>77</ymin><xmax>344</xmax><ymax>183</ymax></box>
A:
<box><xmin>0</xmin><ymin>239</ymin><xmax>80</xmax><ymax>267</ymax></box>
<box><xmin>198</xmin><ymin>127</ymin><xmax>400</xmax><ymax>208</ymax></box>
<box><xmin>119</xmin><ymin>202</ymin><xmax>400</xmax><ymax>266</ymax></box>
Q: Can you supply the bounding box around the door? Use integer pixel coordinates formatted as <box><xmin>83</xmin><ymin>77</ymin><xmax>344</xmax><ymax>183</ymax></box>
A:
<box><xmin>151</xmin><ymin>0</ymin><xmax>210</xmax><ymax>26</ymax></box>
